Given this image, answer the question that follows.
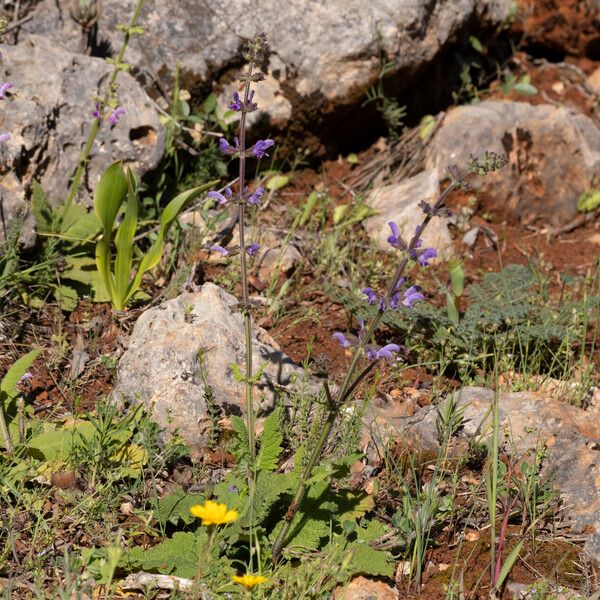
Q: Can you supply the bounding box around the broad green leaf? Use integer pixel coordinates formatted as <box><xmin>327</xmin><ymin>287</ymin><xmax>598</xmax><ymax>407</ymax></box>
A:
<box><xmin>333</xmin><ymin>204</ymin><xmax>348</xmax><ymax>225</ymax></box>
<box><xmin>347</xmin><ymin>543</ymin><xmax>394</xmax><ymax>577</ymax></box>
<box><xmin>94</xmin><ymin>162</ymin><xmax>128</xmax><ymax>306</ymax></box>
<box><xmin>1</xmin><ymin>349</ymin><xmax>41</xmax><ymax>402</ymax></box>
<box><xmin>577</xmin><ymin>189</ymin><xmax>600</xmax><ymax>212</ymax></box>
<box><xmin>27</xmin><ymin>421</ymin><xmax>95</xmax><ymax>461</ymax></box>
<box><xmin>449</xmin><ymin>259</ymin><xmax>465</xmax><ymax>297</ymax></box>
<box><xmin>114</xmin><ymin>169</ymin><xmax>138</xmax><ymax>305</ymax></box>
<box><xmin>60</xmin><ymin>204</ymin><xmax>101</xmax><ymax>241</ymax></box>
<box><xmin>124</xmin><ymin>180</ymin><xmax>217</xmax><ymax>304</ymax></box>
<box><xmin>266</xmin><ymin>174</ymin><xmax>289</xmax><ymax>192</ymax></box>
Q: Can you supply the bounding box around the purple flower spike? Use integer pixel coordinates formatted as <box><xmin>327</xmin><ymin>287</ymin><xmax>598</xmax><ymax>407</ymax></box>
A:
<box><xmin>333</xmin><ymin>332</ymin><xmax>352</xmax><ymax>348</ymax></box>
<box><xmin>0</xmin><ymin>82</ymin><xmax>13</xmax><ymax>98</ymax></box>
<box><xmin>208</xmin><ymin>187</ymin><xmax>233</xmax><ymax>206</ymax></box>
<box><xmin>229</xmin><ymin>92</ymin><xmax>243</xmax><ymax>111</ymax></box>
<box><xmin>417</xmin><ymin>247</ymin><xmax>437</xmax><ymax>267</ymax></box>
<box><xmin>92</xmin><ymin>104</ymin><xmax>102</xmax><ymax>120</ymax></box>
<box><xmin>108</xmin><ymin>106</ymin><xmax>126</xmax><ymax>125</ymax></box>
<box><xmin>362</xmin><ymin>287</ymin><xmax>378</xmax><ymax>305</ymax></box>
<box><xmin>402</xmin><ymin>285</ymin><xmax>424</xmax><ymax>308</ymax></box>
<box><xmin>248</xmin><ymin>187</ymin><xmax>264</xmax><ymax>206</ymax></box>
<box><xmin>0</xmin><ymin>133</ymin><xmax>11</xmax><ymax>143</ymax></box>
<box><xmin>210</xmin><ymin>244</ymin><xmax>229</xmax><ymax>257</ymax></box>
<box><xmin>245</xmin><ymin>243</ymin><xmax>260</xmax><ymax>256</ymax></box>
<box><xmin>251</xmin><ymin>139</ymin><xmax>275</xmax><ymax>158</ymax></box>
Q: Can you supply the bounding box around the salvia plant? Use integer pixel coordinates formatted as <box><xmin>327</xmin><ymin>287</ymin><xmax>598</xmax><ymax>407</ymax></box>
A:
<box><xmin>206</xmin><ymin>33</ymin><xmax>508</xmax><ymax>563</ymax></box>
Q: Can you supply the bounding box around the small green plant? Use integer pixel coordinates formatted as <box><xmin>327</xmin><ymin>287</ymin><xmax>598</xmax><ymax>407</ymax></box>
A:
<box><xmin>93</xmin><ymin>162</ymin><xmax>216</xmax><ymax>309</ymax></box>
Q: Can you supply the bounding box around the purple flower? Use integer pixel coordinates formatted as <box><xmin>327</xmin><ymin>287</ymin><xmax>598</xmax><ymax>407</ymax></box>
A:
<box><xmin>250</xmin><ymin>139</ymin><xmax>275</xmax><ymax>159</ymax></box>
<box><xmin>210</xmin><ymin>244</ymin><xmax>229</xmax><ymax>257</ymax></box>
<box><xmin>208</xmin><ymin>187</ymin><xmax>233</xmax><ymax>206</ymax></box>
<box><xmin>0</xmin><ymin>133</ymin><xmax>10</xmax><ymax>143</ymax></box>
<box><xmin>18</xmin><ymin>372</ymin><xmax>33</xmax><ymax>386</ymax></box>
<box><xmin>229</xmin><ymin>92</ymin><xmax>243</xmax><ymax>111</ymax></box>
<box><xmin>245</xmin><ymin>243</ymin><xmax>260</xmax><ymax>256</ymax></box>
<box><xmin>417</xmin><ymin>247</ymin><xmax>437</xmax><ymax>267</ymax></box>
<box><xmin>333</xmin><ymin>332</ymin><xmax>352</xmax><ymax>348</ymax></box>
<box><xmin>108</xmin><ymin>106</ymin><xmax>126</xmax><ymax>125</ymax></box>
<box><xmin>402</xmin><ymin>286</ymin><xmax>424</xmax><ymax>308</ymax></box>
<box><xmin>219</xmin><ymin>137</ymin><xmax>240</xmax><ymax>156</ymax></box>
<box><xmin>92</xmin><ymin>104</ymin><xmax>102</xmax><ymax>120</ymax></box>
<box><xmin>248</xmin><ymin>187</ymin><xmax>264</xmax><ymax>206</ymax></box>
<box><xmin>228</xmin><ymin>484</ymin><xmax>238</xmax><ymax>493</ymax></box>
<box><xmin>0</xmin><ymin>82</ymin><xmax>13</xmax><ymax>99</ymax></box>
<box><xmin>366</xmin><ymin>343</ymin><xmax>400</xmax><ymax>362</ymax></box>
<box><xmin>362</xmin><ymin>287</ymin><xmax>378</xmax><ymax>305</ymax></box>
<box><xmin>387</xmin><ymin>221</ymin><xmax>407</xmax><ymax>250</ymax></box>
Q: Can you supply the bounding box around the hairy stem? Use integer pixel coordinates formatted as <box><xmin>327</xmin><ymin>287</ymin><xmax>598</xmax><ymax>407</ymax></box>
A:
<box><xmin>61</xmin><ymin>0</ymin><xmax>145</xmax><ymax>221</ymax></box>
<box><xmin>272</xmin><ymin>173</ymin><xmax>468</xmax><ymax>562</ymax></box>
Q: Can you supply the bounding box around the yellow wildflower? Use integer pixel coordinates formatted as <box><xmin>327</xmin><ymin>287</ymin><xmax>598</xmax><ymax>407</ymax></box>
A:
<box><xmin>232</xmin><ymin>574</ymin><xmax>268</xmax><ymax>591</ymax></box>
<box><xmin>189</xmin><ymin>499</ymin><xmax>238</xmax><ymax>526</ymax></box>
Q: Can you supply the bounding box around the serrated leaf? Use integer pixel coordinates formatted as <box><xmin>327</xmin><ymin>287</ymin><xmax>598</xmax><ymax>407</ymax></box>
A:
<box><xmin>347</xmin><ymin>543</ymin><xmax>394</xmax><ymax>577</ymax></box>
<box><xmin>54</xmin><ymin>284</ymin><xmax>79</xmax><ymax>311</ymax></box>
<box><xmin>155</xmin><ymin>488</ymin><xmax>206</xmax><ymax>526</ymax></box>
<box><xmin>30</xmin><ymin>181</ymin><xmax>53</xmax><ymax>232</ymax></box>
<box><xmin>256</xmin><ymin>406</ymin><xmax>283</xmax><ymax>472</ymax></box>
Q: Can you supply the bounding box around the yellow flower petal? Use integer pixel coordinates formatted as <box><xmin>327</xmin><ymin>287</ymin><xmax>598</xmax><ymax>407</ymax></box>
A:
<box><xmin>232</xmin><ymin>574</ymin><xmax>268</xmax><ymax>591</ymax></box>
<box><xmin>190</xmin><ymin>500</ymin><xmax>239</xmax><ymax>526</ymax></box>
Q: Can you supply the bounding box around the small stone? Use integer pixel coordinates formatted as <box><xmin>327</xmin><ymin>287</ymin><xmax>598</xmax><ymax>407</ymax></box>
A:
<box><xmin>465</xmin><ymin>531</ymin><xmax>480</xmax><ymax>542</ymax></box>
<box><xmin>120</xmin><ymin>501</ymin><xmax>135</xmax><ymax>516</ymax></box>
<box><xmin>51</xmin><ymin>470</ymin><xmax>77</xmax><ymax>490</ymax></box>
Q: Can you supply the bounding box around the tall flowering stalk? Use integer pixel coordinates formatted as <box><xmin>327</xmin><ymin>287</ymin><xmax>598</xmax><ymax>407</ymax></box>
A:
<box><xmin>271</xmin><ymin>152</ymin><xmax>507</xmax><ymax>561</ymax></box>
<box><xmin>61</xmin><ymin>0</ymin><xmax>146</xmax><ymax>220</ymax></box>
<box><xmin>208</xmin><ymin>33</ymin><xmax>273</xmax><ymax>471</ymax></box>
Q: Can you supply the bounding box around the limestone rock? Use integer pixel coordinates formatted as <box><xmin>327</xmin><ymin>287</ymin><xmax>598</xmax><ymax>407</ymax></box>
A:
<box><xmin>587</xmin><ymin>67</ymin><xmax>600</xmax><ymax>95</ymax></box>
<box><xmin>113</xmin><ymin>283</ymin><xmax>305</xmax><ymax>445</ymax></box>
<box><xmin>426</xmin><ymin>100</ymin><xmax>600</xmax><ymax>225</ymax></box>
<box><xmin>334</xmin><ymin>576</ymin><xmax>399</xmax><ymax>600</ymax></box>
<box><xmin>363</xmin><ymin>169</ymin><xmax>454</xmax><ymax>261</ymax></box>
<box><xmin>366</xmin><ymin>386</ymin><xmax>600</xmax><ymax>559</ymax></box>
<box><xmin>24</xmin><ymin>0</ymin><xmax>511</xmax><ymax>142</ymax></box>
<box><xmin>0</xmin><ymin>35</ymin><xmax>164</xmax><ymax>204</ymax></box>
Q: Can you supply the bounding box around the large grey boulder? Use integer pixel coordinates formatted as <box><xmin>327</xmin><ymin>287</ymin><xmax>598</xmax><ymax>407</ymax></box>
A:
<box><xmin>24</xmin><ymin>0</ymin><xmax>511</xmax><ymax>138</ymax></box>
<box><xmin>363</xmin><ymin>169</ymin><xmax>455</xmax><ymax>261</ymax></box>
<box><xmin>113</xmin><ymin>283</ymin><xmax>305</xmax><ymax>446</ymax></box>
<box><xmin>426</xmin><ymin>100</ymin><xmax>600</xmax><ymax>225</ymax></box>
<box><xmin>365</xmin><ymin>386</ymin><xmax>600</xmax><ymax>560</ymax></box>
<box><xmin>0</xmin><ymin>35</ymin><xmax>164</xmax><ymax>205</ymax></box>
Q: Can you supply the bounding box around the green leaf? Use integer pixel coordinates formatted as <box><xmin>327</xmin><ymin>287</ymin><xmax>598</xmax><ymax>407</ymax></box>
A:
<box><xmin>346</xmin><ymin>153</ymin><xmax>359</xmax><ymax>164</ymax></box>
<box><xmin>1</xmin><ymin>349</ymin><xmax>41</xmax><ymax>402</ymax></box>
<box><xmin>54</xmin><ymin>284</ymin><xmax>79</xmax><ymax>311</ymax></box>
<box><xmin>27</xmin><ymin>420</ymin><xmax>95</xmax><ymax>461</ymax></box>
<box><xmin>123</xmin><ymin>180</ymin><xmax>218</xmax><ymax>305</ymax></box>
<box><xmin>299</xmin><ymin>191</ymin><xmax>319</xmax><ymax>227</ymax></box>
<box><xmin>94</xmin><ymin>162</ymin><xmax>129</xmax><ymax>307</ymax></box>
<box><xmin>495</xmin><ymin>539</ymin><xmax>524</xmax><ymax>590</ymax></box>
<box><xmin>114</xmin><ymin>170</ymin><xmax>138</xmax><ymax>304</ymax></box>
<box><xmin>449</xmin><ymin>259</ymin><xmax>465</xmax><ymax>297</ymax></box>
<box><xmin>60</xmin><ymin>204</ymin><xmax>101</xmax><ymax>241</ymax></box>
<box><xmin>203</xmin><ymin>94</ymin><xmax>217</xmax><ymax>114</ymax></box>
<box><xmin>155</xmin><ymin>488</ymin><xmax>206</xmax><ymax>526</ymax></box>
<box><xmin>513</xmin><ymin>81</ymin><xmax>538</xmax><ymax>96</ymax></box>
<box><xmin>469</xmin><ymin>36</ymin><xmax>484</xmax><ymax>53</ymax></box>
<box><xmin>257</xmin><ymin>407</ymin><xmax>283</xmax><ymax>472</ymax></box>
<box><xmin>30</xmin><ymin>181</ymin><xmax>53</xmax><ymax>232</ymax></box>
<box><xmin>347</xmin><ymin>543</ymin><xmax>394</xmax><ymax>577</ymax></box>
<box><xmin>230</xmin><ymin>362</ymin><xmax>245</xmax><ymax>383</ymax></box>
<box><xmin>419</xmin><ymin>114</ymin><xmax>436</xmax><ymax>140</ymax></box>
<box><xmin>577</xmin><ymin>189</ymin><xmax>600</xmax><ymax>212</ymax></box>
<box><xmin>266</xmin><ymin>174</ymin><xmax>289</xmax><ymax>192</ymax></box>
<box><xmin>333</xmin><ymin>204</ymin><xmax>348</xmax><ymax>225</ymax></box>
